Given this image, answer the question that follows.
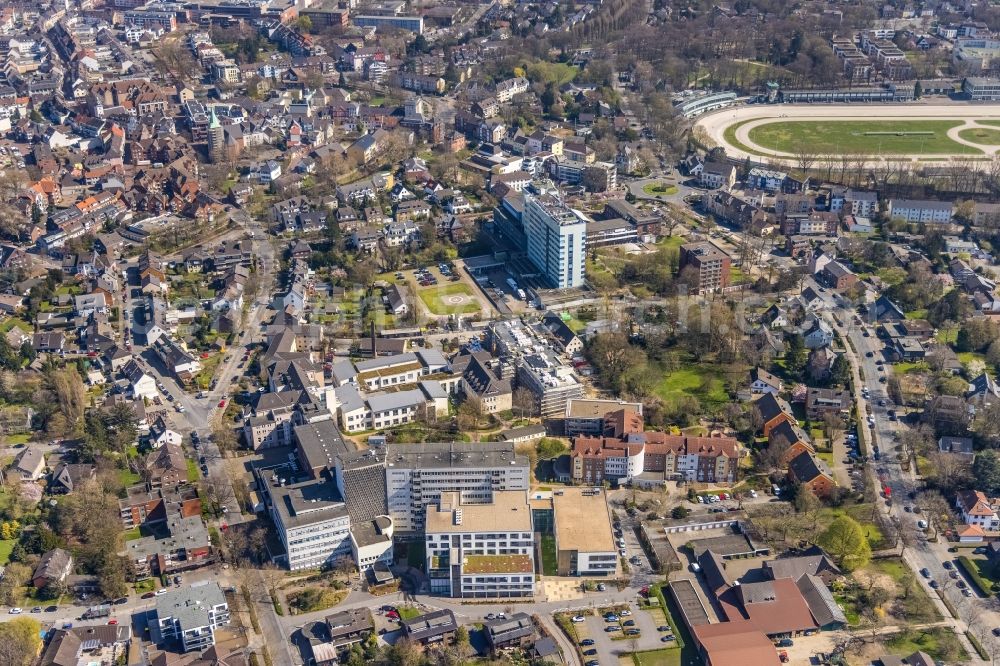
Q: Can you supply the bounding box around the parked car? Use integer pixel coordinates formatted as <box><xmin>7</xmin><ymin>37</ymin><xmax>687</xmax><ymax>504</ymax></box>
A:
<box><xmin>571</xmin><ymin>616</ymin><xmax>585</xmax><ymax>623</ymax></box>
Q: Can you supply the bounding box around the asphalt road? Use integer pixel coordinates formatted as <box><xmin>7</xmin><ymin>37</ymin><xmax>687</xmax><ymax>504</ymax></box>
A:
<box><xmin>810</xmin><ymin>279</ymin><xmax>992</xmax><ymax>663</ymax></box>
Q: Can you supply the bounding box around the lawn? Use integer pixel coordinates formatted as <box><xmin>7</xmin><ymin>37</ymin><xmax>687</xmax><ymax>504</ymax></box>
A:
<box><xmin>958</xmin><ymin>351</ymin><xmax>986</xmax><ymax>366</ymax></box>
<box><xmin>837</xmin><ymin>557</ymin><xmax>941</xmax><ymax>628</ymax></box>
<box><xmin>870</xmin><ymin>558</ymin><xmax>941</xmax><ymax>623</ymax></box>
<box><xmin>816</xmin><ymin>504</ymin><xmax>885</xmax><ymax>549</ymax></box>
<box><xmin>904</xmin><ymin>309</ymin><xmax>928</xmax><ymax>320</ymax></box>
<box><xmin>657</xmin><ymin>235</ymin><xmax>685</xmax><ymax>251</ymax></box>
<box><xmin>894</xmin><ymin>361</ymin><xmax>929</xmax><ymax>374</ymax></box>
<box><xmin>884</xmin><ymin>627</ymin><xmax>968</xmax><ymax>663</ymax></box>
<box><xmin>123</xmin><ymin>527</ymin><xmax>143</xmax><ymax>542</ymax></box>
<box><xmin>193</xmin><ymin>354</ymin><xmax>223</xmax><ymax>390</ymax></box>
<box><xmin>642</xmin><ymin>182</ymin><xmax>678</xmax><ymax>197</ymax></box>
<box><xmin>631</xmin><ymin>648</ymin><xmax>681</xmax><ymax>666</ymax></box>
<box><xmin>287</xmin><ymin>587</ymin><xmax>349</xmax><ymax>615</ymax></box>
<box><xmin>118</xmin><ymin>468</ymin><xmax>141</xmax><ymax>487</ymax></box>
<box><xmin>958</xmin><ymin>555</ymin><xmax>997</xmax><ymax>595</ymax></box>
<box><xmin>417</xmin><ymin>283</ymin><xmax>483</xmax><ymax>316</ymax></box>
<box><xmin>397</xmin><ymin>605</ymin><xmax>422</xmax><ymax>620</ymax></box>
<box><xmin>0</xmin><ymin>318</ymin><xmax>30</xmax><ymax>334</ymax></box>
<box><xmin>746</xmin><ymin>119</ymin><xmax>980</xmax><ymax>155</ymax></box>
<box><xmin>186</xmin><ymin>459</ymin><xmax>200</xmax><ymax>483</ymax></box>
<box><xmin>0</xmin><ymin>538</ymin><xmax>14</xmax><ymax>565</ymax></box>
<box><xmin>958</xmin><ymin>126</ymin><xmax>1000</xmax><ymax>145</ymax></box>
<box><xmin>655</xmin><ymin>366</ymin><xmax>729</xmax><ymax>409</ymax></box>
<box><xmin>134</xmin><ymin>578</ymin><xmax>157</xmax><ymax>594</ymax></box>
<box><xmin>541</xmin><ymin>535</ymin><xmax>557</xmax><ymax>576</ymax></box>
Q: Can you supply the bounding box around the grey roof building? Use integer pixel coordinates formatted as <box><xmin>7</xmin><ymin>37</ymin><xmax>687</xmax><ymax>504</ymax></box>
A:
<box><xmin>401</xmin><ymin>609</ymin><xmax>458</xmax><ymax>644</ymax></box>
<box><xmin>796</xmin><ymin>573</ymin><xmax>847</xmax><ymax>629</ymax></box>
<box><xmin>293</xmin><ymin>420</ymin><xmax>349</xmax><ymax>477</ymax></box>
<box><xmin>485</xmin><ymin>612</ymin><xmax>536</xmax><ymax>650</ymax></box>
<box><xmin>151</xmin><ymin>583</ymin><xmax>230</xmax><ymax>653</ymax></box>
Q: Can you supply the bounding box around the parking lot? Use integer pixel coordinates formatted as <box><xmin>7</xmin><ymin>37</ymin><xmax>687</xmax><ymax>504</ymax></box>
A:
<box><xmin>394</xmin><ymin>261</ymin><xmax>496</xmax><ymax>320</ymax></box>
<box><xmin>575</xmin><ymin>604</ymin><xmax>675</xmax><ymax>665</ymax></box>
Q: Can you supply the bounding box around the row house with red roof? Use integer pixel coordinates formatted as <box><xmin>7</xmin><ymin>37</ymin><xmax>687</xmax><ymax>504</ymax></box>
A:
<box><xmin>570</xmin><ymin>409</ymin><xmax>742</xmax><ymax>485</ymax></box>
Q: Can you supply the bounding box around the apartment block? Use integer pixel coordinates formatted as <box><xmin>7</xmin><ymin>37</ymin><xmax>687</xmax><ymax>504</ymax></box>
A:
<box><xmin>679</xmin><ymin>242</ymin><xmax>731</xmax><ymax>294</ymax></box>
<box><xmin>425</xmin><ymin>491</ymin><xmax>535</xmax><ymax>598</ymax></box>
<box><xmin>570</xmin><ymin>410</ymin><xmax>741</xmax><ymax>485</ymax></box>
<box><xmin>151</xmin><ymin>583</ymin><xmax>230</xmax><ymax>653</ymax></box>
<box><xmin>516</xmin><ymin>353</ymin><xmax>585</xmax><ymax>418</ymax></box>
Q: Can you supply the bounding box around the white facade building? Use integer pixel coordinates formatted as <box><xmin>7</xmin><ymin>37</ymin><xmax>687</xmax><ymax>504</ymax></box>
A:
<box><xmin>888</xmin><ymin>198</ymin><xmax>953</xmax><ymax>224</ymax></box>
<box><xmin>524</xmin><ymin>193</ymin><xmax>586</xmax><ymax>289</ymax></box>
<box><xmin>425</xmin><ymin>491</ymin><xmax>535</xmax><ymax>598</ymax></box>
<box><xmin>385</xmin><ymin>441</ymin><xmax>530</xmax><ymax>534</ymax></box>
<box><xmin>152</xmin><ymin>584</ymin><xmax>230</xmax><ymax>653</ymax></box>
<box><xmin>262</xmin><ymin>469</ymin><xmax>353</xmax><ymax>571</ymax></box>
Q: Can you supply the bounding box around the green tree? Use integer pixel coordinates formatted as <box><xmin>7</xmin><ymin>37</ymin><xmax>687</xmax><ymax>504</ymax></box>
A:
<box><xmin>671</xmin><ymin>505</ymin><xmax>691</xmax><ymax>519</ymax></box>
<box><xmin>830</xmin><ymin>354</ymin><xmax>851</xmax><ymax>387</ymax></box>
<box><xmin>295</xmin><ymin>15</ymin><xmax>312</xmax><ymax>32</ymax></box>
<box><xmin>817</xmin><ymin>516</ymin><xmax>871</xmax><ymax>571</ymax></box>
<box><xmin>913</xmin><ymin>80</ymin><xmax>922</xmax><ymax>99</ymax></box>
<box><xmin>785</xmin><ymin>334</ymin><xmax>806</xmax><ymax>377</ymax></box>
<box><xmin>454</xmin><ymin>626</ymin><xmax>471</xmax><ymax>658</ymax></box>
<box><xmin>974</xmin><ymin>450</ymin><xmax>1000</xmax><ymax>496</ymax></box>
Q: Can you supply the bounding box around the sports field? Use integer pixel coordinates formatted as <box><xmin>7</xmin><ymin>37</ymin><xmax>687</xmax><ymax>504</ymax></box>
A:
<box><xmin>417</xmin><ymin>283</ymin><xmax>482</xmax><ymax>315</ymax></box>
<box><xmin>745</xmin><ymin>119</ymin><xmax>978</xmax><ymax>155</ymax></box>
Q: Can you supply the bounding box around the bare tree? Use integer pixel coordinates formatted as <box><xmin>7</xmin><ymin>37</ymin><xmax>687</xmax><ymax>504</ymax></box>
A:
<box><xmin>512</xmin><ymin>387</ymin><xmax>537</xmax><ymax>419</ymax></box>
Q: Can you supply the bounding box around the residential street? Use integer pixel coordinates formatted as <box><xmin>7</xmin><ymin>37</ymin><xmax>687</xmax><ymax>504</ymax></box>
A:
<box><xmin>811</xmin><ymin>279</ymin><xmax>993</xmax><ymax>663</ymax></box>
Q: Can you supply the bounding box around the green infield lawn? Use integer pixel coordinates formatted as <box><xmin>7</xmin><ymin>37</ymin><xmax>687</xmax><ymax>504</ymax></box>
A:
<box><xmin>746</xmin><ymin>119</ymin><xmax>979</xmax><ymax>155</ymax></box>
<box><xmin>417</xmin><ymin>283</ymin><xmax>483</xmax><ymax>315</ymax></box>
<box><xmin>959</xmin><ymin>126</ymin><xmax>1000</xmax><ymax>145</ymax></box>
